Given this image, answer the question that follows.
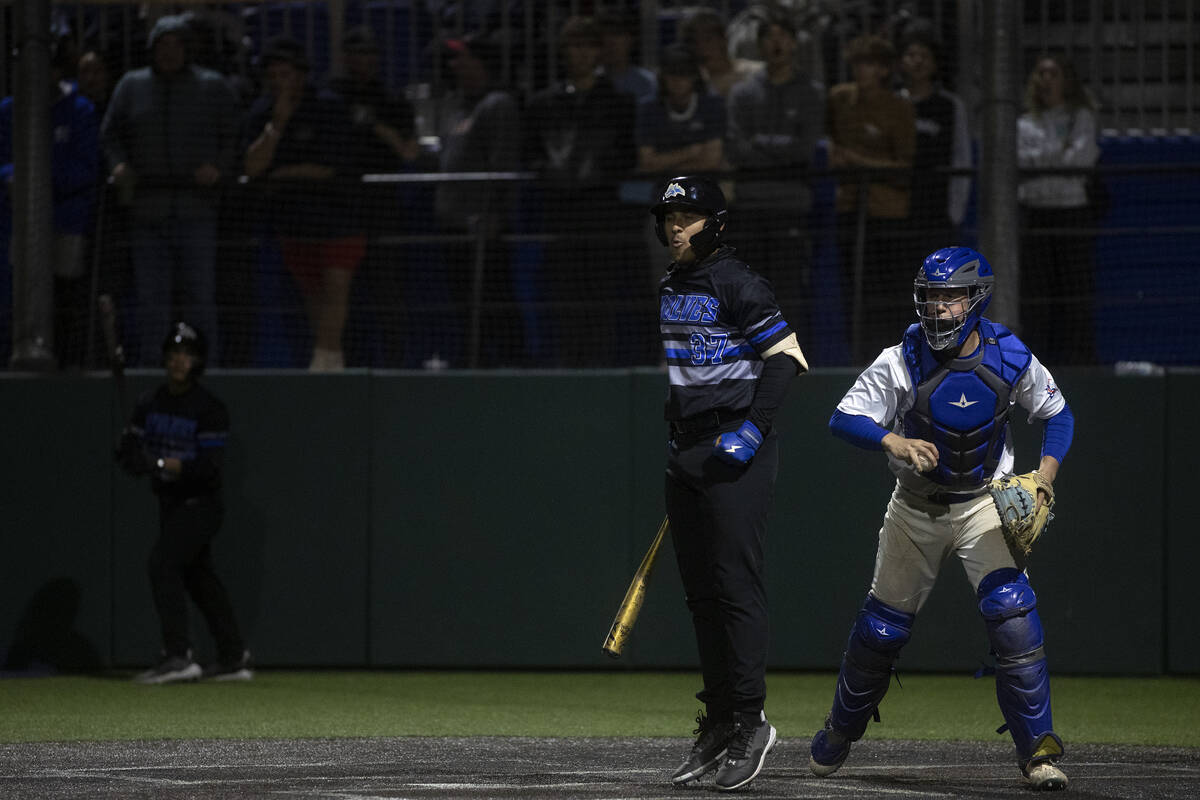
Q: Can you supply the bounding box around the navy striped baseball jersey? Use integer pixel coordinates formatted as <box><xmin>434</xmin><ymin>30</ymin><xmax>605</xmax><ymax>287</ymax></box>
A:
<box><xmin>659</xmin><ymin>245</ymin><xmax>797</xmax><ymax>420</ymax></box>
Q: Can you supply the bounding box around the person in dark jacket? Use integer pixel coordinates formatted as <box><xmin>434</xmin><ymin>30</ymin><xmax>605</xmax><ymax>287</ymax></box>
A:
<box><xmin>244</xmin><ymin>36</ymin><xmax>362</xmax><ymax>371</ymax></box>
<box><xmin>101</xmin><ymin>15</ymin><xmax>238</xmax><ymax>366</ymax></box>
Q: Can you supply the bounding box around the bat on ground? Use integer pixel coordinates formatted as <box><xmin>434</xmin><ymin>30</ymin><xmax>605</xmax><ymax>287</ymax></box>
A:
<box><xmin>602</xmin><ymin>517</ymin><xmax>669</xmax><ymax>659</ymax></box>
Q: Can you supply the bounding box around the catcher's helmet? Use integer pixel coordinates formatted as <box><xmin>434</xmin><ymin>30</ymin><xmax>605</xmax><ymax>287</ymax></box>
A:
<box><xmin>162</xmin><ymin>321</ymin><xmax>207</xmax><ymax>376</ymax></box>
<box><xmin>650</xmin><ymin>175</ymin><xmax>728</xmax><ymax>261</ymax></box>
<box><xmin>913</xmin><ymin>246</ymin><xmax>994</xmax><ymax>351</ymax></box>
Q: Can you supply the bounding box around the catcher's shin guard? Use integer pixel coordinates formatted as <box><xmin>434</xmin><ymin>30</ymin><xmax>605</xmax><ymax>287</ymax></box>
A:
<box><xmin>978</xmin><ymin>568</ymin><xmax>1059</xmax><ymax>763</ymax></box>
<box><xmin>828</xmin><ymin>595</ymin><xmax>914</xmax><ymax>740</ymax></box>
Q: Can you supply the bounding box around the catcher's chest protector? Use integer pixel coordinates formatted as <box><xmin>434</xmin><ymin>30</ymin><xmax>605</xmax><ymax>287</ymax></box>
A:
<box><xmin>901</xmin><ymin>321</ymin><xmax>1032</xmax><ymax>491</ymax></box>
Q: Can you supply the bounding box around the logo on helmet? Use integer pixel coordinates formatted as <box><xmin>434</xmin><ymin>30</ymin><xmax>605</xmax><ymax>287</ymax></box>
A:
<box><xmin>170</xmin><ymin>323</ymin><xmax>199</xmax><ymax>346</ymax></box>
<box><xmin>662</xmin><ymin>182</ymin><xmax>686</xmax><ymax>201</ymax></box>
<box><xmin>913</xmin><ymin>247</ymin><xmax>994</xmax><ymax>351</ymax></box>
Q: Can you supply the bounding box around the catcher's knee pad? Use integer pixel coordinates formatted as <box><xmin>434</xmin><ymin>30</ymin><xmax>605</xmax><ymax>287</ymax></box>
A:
<box><xmin>829</xmin><ymin>596</ymin><xmax>914</xmax><ymax>740</ymax></box>
<box><xmin>978</xmin><ymin>568</ymin><xmax>1055</xmax><ymax>762</ymax></box>
<box><xmin>978</xmin><ymin>568</ymin><xmax>1044</xmax><ymax>662</ymax></box>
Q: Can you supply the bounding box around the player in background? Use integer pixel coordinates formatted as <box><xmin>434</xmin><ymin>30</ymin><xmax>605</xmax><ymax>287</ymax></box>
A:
<box><xmin>808</xmin><ymin>247</ymin><xmax>1074</xmax><ymax>790</ymax></box>
<box><xmin>654</xmin><ymin>176</ymin><xmax>808</xmax><ymax>791</ymax></box>
<box><xmin>116</xmin><ymin>322</ymin><xmax>251</xmax><ymax>684</ymax></box>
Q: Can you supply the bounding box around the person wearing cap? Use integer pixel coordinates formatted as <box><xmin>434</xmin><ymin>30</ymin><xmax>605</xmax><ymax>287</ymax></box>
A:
<box><xmin>100</xmin><ymin>14</ymin><xmax>237</xmax><ymax>367</ymax></box>
<box><xmin>244</xmin><ymin>35</ymin><xmax>361</xmax><ymax>371</ymax></box>
<box><xmin>326</xmin><ymin>25</ymin><xmax>424</xmax><ymax>367</ymax></box>
<box><xmin>635</xmin><ymin>44</ymin><xmax>726</xmax><ymax>175</ymax></box>
<box><xmin>329</xmin><ymin>26</ymin><xmax>420</xmax><ymax>171</ymax></box>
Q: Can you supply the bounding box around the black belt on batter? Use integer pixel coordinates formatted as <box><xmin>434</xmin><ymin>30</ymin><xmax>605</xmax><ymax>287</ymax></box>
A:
<box><xmin>670</xmin><ymin>407</ymin><xmax>748</xmax><ymax>435</ymax></box>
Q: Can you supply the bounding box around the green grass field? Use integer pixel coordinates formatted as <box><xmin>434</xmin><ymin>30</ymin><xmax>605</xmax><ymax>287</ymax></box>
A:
<box><xmin>2</xmin><ymin>671</ymin><xmax>1198</xmax><ymax>747</ymax></box>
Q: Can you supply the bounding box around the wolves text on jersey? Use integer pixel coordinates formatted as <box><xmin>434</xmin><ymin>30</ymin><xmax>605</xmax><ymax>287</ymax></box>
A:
<box><xmin>661</xmin><ymin>294</ymin><xmax>720</xmax><ymax>324</ymax></box>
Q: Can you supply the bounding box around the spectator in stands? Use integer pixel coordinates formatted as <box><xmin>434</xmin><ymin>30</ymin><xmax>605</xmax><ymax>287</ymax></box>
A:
<box><xmin>0</xmin><ymin>38</ymin><xmax>99</xmax><ymax>369</ymax></box>
<box><xmin>331</xmin><ymin>26</ymin><xmax>420</xmax><ymax>171</ymax></box>
<box><xmin>897</xmin><ymin>23</ymin><xmax>971</xmax><ymax>253</ymax></box>
<box><xmin>524</xmin><ymin>16</ymin><xmax>638</xmax><ymax>365</ymax></box>
<box><xmin>597</xmin><ymin>9</ymin><xmax>657</xmax><ymax>104</ymax></box>
<box><xmin>328</xmin><ymin>25</ymin><xmax>422</xmax><ymax>367</ymax></box>
<box><xmin>636</xmin><ymin>45</ymin><xmax>726</xmax><ymax>175</ymax></box>
<box><xmin>101</xmin><ymin>15</ymin><xmax>236</xmax><ymax>367</ymax></box>
<box><xmin>77</xmin><ymin>49</ymin><xmax>113</xmax><ymax>120</ymax></box>
<box><xmin>435</xmin><ymin>33</ymin><xmax>522</xmax><ymax>366</ymax></box>
<box><xmin>1017</xmin><ymin>54</ymin><xmax>1099</xmax><ymax>365</ymax></box>
<box><xmin>725</xmin><ymin>11</ymin><xmax>825</xmax><ymax>332</ymax></box>
<box><xmin>680</xmin><ymin>7</ymin><xmax>763</xmax><ymax>98</ymax></box>
<box><xmin>826</xmin><ymin>34</ymin><xmax>916</xmax><ymax>361</ymax></box>
<box><xmin>244</xmin><ymin>35</ymin><xmax>361</xmax><ymax>372</ymax></box>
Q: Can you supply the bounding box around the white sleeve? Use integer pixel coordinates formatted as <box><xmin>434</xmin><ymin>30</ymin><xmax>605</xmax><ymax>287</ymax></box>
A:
<box><xmin>1063</xmin><ymin>107</ymin><xmax>1101</xmax><ymax>167</ymax></box>
<box><xmin>1013</xmin><ymin>354</ymin><xmax>1067</xmax><ymax>421</ymax></box>
<box><xmin>835</xmin><ymin>346</ymin><xmax>912</xmax><ymax>428</ymax></box>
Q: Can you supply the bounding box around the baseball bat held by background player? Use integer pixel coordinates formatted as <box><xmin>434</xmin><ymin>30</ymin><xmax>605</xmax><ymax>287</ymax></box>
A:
<box><xmin>602</xmin><ymin>517</ymin><xmax>669</xmax><ymax>659</ymax></box>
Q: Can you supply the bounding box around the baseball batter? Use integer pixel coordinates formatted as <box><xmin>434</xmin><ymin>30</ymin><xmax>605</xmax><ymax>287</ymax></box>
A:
<box><xmin>653</xmin><ymin>176</ymin><xmax>808</xmax><ymax>791</ymax></box>
<box><xmin>808</xmin><ymin>247</ymin><xmax>1074</xmax><ymax>790</ymax></box>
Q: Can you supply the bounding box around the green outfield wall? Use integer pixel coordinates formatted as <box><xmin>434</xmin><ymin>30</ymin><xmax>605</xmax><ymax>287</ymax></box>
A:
<box><xmin>0</xmin><ymin>369</ymin><xmax>1193</xmax><ymax>674</ymax></box>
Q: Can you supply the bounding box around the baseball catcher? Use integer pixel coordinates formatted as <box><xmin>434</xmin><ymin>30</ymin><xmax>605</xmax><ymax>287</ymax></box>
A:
<box><xmin>990</xmin><ymin>471</ymin><xmax>1055</xmax><ymax>555</ymax></box>
<box><xmin>808</xmin><ymin>247</ymin><xmax>1075</xmax><ymax>792</ymax></box>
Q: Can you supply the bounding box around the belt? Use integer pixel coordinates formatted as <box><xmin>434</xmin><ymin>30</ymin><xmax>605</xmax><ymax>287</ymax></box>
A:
<box><xmin>927</xmin><ymin>490</ymin><xmax>987</xmax><ymax>505</ymax></box>
<box><xmin>670</xmin><ymin>408</ymin><xmax>748</xmax><ymax>435</ymax></box>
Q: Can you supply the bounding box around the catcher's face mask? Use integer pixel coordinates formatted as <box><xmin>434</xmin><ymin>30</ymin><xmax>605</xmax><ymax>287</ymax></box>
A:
<box><xmin>913</xmin><ymin>246</ymin><xmax>995</xmax><ymax>350</ymax></box>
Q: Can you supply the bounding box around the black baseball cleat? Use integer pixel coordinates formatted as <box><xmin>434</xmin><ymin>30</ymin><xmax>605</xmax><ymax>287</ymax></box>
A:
<box><xmin>203</xmin><ymin>649</ymin><xmax>254</xmax><ymax>681</ymax></box>
<box><xmin>713</xmin><ymin>711</ymin><xmax>777</xmax><ymax>791</ymax></box>
<box><xmin>809</xmin><ymin>717</ymin><xmax>852</xmax><ymax>777</ymax></box>
<box><xmin>670</xmin><ymin>711</ymin><xmax>735</xmax><ymax>784</ymax></box>
<box><xmin>134</xmin><ymin>651</ymin><xmax>202</xmax><ymax>685</ymax></box>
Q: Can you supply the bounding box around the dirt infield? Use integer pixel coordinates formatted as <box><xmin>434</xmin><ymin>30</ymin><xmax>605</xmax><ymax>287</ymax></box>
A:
<box><xmin>2</xmin><ymin>736</ymin><xmax>1198</xmax><ymax>799</ymax></box>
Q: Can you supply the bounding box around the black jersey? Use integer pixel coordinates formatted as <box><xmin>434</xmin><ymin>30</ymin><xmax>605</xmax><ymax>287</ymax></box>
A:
<box><xmin>660</xmin><ymin>245</ymin><xmax>796</xmax><ymax>421</ymax></box>
<box><xmin>127</xmin><ymin>382</ymin><xmax>229</xmax><ymax>501</ymax></box>
<box><xmin>909</xmin><ymin>89</ymin><xmax>959</xmax><ymax>226</ymax></box>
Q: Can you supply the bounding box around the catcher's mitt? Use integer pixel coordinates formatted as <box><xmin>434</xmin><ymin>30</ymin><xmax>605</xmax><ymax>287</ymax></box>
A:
<box><xmin>989</xmin><ymin>471</ymin><xmax>1055</xmax><ymax>555</ymax></box>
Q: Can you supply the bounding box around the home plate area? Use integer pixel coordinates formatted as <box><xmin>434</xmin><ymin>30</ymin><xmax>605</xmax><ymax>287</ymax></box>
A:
<box><xmin>2</xmin><ymin>736</ymin><xmax>1198</xmax><ymax>799</ymax></box>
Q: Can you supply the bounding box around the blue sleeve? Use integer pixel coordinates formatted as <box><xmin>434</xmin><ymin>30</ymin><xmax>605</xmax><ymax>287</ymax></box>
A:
<box><xmin>1040</xmin><ymin>402</ymin><xmax>1074</xmax><ymax>463</ymax></box>
<box><xmin>829</xmin><ymin>409</ymin><xmax>889</xmax><ymax>451</ymax></box>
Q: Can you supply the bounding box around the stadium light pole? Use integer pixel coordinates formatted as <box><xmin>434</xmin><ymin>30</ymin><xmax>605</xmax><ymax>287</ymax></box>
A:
<box><xmin>10</xmin><ymin>0</ymin><xmax>56</xmax><ymax>370</ymax></box>
<box><xmin>978</xmin><ymin>0</ymin><xmax>1022</xmax><ymax>330</ymax></box>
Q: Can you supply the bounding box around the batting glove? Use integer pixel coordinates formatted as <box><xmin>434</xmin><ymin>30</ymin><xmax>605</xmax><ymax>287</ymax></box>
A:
<box><xmin>713</xmin><ymin>421</ymin><xmax>763</xmax><ymax>467</ymax></box>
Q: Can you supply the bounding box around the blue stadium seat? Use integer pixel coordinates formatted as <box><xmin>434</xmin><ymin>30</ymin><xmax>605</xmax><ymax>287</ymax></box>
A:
<box><xmin>1093</xmin><ymin>134</ymin><xmax>1200</xmax><ymax>364</ymax></box>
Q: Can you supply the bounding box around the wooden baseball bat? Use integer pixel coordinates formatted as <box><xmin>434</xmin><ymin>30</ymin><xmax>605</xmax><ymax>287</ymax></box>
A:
<box><xmin>602</xmin><ymin>517</ymin><xmax>669</xmax><ymax>659</ymax></box>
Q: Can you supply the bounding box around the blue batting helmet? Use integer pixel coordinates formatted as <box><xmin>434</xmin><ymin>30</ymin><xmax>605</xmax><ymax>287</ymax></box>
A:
<box><xmin>913</xmin><ymin>247</ymin><xmax>994</xmax><ymax>350</ymax></box>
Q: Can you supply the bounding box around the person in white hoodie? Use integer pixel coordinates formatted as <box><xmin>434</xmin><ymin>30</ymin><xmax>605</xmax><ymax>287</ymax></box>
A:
<box><xmin>1017</xmin><ymin>54</ymin><xmax>1100</xmax><ymax>365</ymax></box>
